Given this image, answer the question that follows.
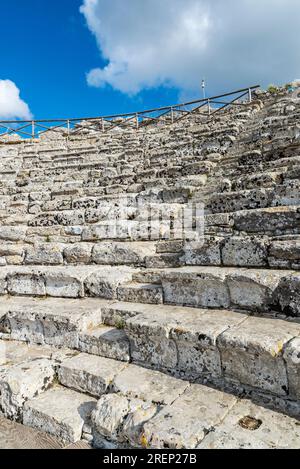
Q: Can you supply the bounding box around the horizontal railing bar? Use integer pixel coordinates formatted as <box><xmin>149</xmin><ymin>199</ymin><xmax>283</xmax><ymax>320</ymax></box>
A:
<box><xmin>0</xmin><ymin>85</ymin><xmax>260</xmax><ymax>125</ymax></box>
<box><xmin>208</xmin><ymin>91</ymin><xmax>249</xmax><ymax>118</ymax></box>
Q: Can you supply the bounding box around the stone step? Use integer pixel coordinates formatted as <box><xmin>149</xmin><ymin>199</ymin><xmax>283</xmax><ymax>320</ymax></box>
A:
<box><xmin>0</xmin><ymin>240</ymin><xmax>157</xmax><ymax>268</ymax></box>
<box><xmin>117</xmin><ymin>282</ymin><xmax>163</xmax><ymax>304</ymax></box>
<box><xmin>0</xmin><ymin>296</ymin><xmax>106</xmax><ymax>348</ymax></box>
<box><xmin>0</xmin><ymin>265</ymin><xmax>137</xmax><ymax>299</ymax></box>
<box><xmin>184</xmin><ymin>235</ymin><xmax>300</xmax><ymax>270</ymax></box>
<box><xmin>78</xmin><ymin>325</ymin><xmax>130</xmax><ymax>362</ymax></box>
<box><xmin>23</xmin><ymin>385</ymin><xmax>96</xmax><ymax>444</ymax></box>
<box><xmin>100</xmin><ymin>301</ymin><xmax>300</xmax><ymax>403</ymax></box>
<box><xmin>0</xmin><ymin>338</ymin><xmax>75</xmax><ymax>420</ymax></box>
<box><xmin>205</xmin><ymin>185</ymin><xmax>300</xmax><ymax>214</ymax></box>
<box><xmin>133</xmin><ymin>266</ymin><xmax>300</xmax><ymax>316</ymax></box>
<box><xmin>5</xmin><ymin>336</ymin><xmax>300</xmax><ymax>449</ymax></box>
<box><xmin>56</xmin><ymin>352</ymin><xmax>300</xmax><ymax>449</ymax></box>
<box><xmin>232</xmin><ymin>205</ymin><xmax>300</xmax><ymax>235</ymax></box>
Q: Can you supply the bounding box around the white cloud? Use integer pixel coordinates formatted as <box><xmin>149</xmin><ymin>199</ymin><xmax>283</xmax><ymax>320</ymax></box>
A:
<box><xmin>0</xmin><ymin>80</ymin><xmax>32</xmax><ymax>120</ymax></box>
<box><xmin>80</xmin><ymin>0</ymin><xmax>300</xmax><ymax>96</ymax></box>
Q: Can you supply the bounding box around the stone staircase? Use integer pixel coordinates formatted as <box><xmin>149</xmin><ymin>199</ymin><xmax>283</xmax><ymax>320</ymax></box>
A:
<box><xmin>0</xmin><ymin>88</ymin><xmax>300</xmax><ymax>449</ymax></box>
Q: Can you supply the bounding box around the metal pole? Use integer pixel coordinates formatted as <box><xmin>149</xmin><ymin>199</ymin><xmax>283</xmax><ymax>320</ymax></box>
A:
<box><xmin>67</xmin><ymin>120</ymin><xmax>70</xmax><ymax>135</ymax></box>
<box><xmin>32</xmin><ymin>121</ymin><xmax>35</xmax><ymax>138</ymax></box>
<box><xmin>248</xmin><ymin>88</ymin><xmax>252</xmax><ymax>103</ymax></box>
<box><xmin>202</xmin><ymin>79</ymin><xmax>206</xmax><ymax>99</ymax></box>
<box><xmin>171</xmin><ymin>107</ymin><xmax>174</xmax><ymax>124</ymax></box>
<box><xmin>136</xmin><ymin>114</ymin><xmax>139</xmax><ymax>130</ymax></box>
<box><xmin>207</xmin><ymin>99</ymin><xmax>211</xmax><ymax>116</ymax></box>
<box><xmin>102</xmin><ymin>118</ymin><xmax>104</xmax><ymax>132</ymax></box>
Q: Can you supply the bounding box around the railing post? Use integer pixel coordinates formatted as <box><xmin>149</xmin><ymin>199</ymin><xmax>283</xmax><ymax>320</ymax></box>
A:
<box><xmin>136</xmin><ymin>113</ymin><xmax>139</xmax><ymax>130</ymax></box>
<box><xmin>31</xmin><ymin>121</ymin><xmax>35</xmax><ymax>138</ymax></box>
<box><xmin>67</xmin><ymin>120</ymin><xmax>70</xmax><ymax>135</ymax></box>
<box><xmin>248</xmin><ymin>88</ymin><xmax>252</xmax><ymax>103</ymax></box>
<box><xmin>207</xmin><ymin>99</ymin><xmax>211</xmax><ymax>116</ymax></box>
<box><xmin>171</xmin><ymin>107</ymin><xmax>174</xmax><ymax>124</ymax></box>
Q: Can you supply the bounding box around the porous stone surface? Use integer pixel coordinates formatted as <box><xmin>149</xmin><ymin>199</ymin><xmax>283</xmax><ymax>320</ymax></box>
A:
<box><xmin>58</xmin><ymin>353</ymin><xmax>127</xmax><ymax>397</ymax></box>
<box><xmin>92</xmin><ymin>394</ymin><xmax>157</xmax><ymax>448</ymax></box>
<box><xmin>23</xmin><ymin>386</ymin><xmax>96</xmax><ymax>444</ymax></box>
<box><xmin>198</xmin><ymin>399</ymin><xmax>300</xmax><ymax>449</ymax></box>
<box><xmin>1</xmin><ymin>88</ymin><xmax>300</xmax><ymax>448</ymax></box>
<box><xmin>78</xmin><ymin>325</ymin><xmax>130</xmax><ymax>362</ymax></box>
<box><xmin>143</xmin><ymin>384</ymin><xmax>237</xmax><ymax>449</ymax></box>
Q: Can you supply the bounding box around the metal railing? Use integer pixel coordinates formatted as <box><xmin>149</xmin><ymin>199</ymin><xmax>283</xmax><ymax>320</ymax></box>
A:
<box><xmin>0</xmin><ymin>85</ymin><xmax>259</xmax><ymax>141</ymax></box>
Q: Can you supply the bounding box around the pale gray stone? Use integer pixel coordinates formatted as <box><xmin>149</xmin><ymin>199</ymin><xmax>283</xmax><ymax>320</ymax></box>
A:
<box><xmin>143</xmin><ymin>384</ymin><xmax>237</xmax><ymax>449</ymax></box>
<box><xmin>23</xmin><ymin>386</ymin><xmax>96</xmax><ymax>444</ymax></box>
<box><xmin>283</xmin><ymin>338</ymin><xmax>300</xmax><ymax>400</ymax></box>
<box><xmin>0</xmin><ymin>358</ymin><xmax>55</xmax><ymax>420</ymax></box>
<box><xmin>92</xmin><ymin>394</ymin><xmax>157</xmax><ymax>448</ymax></box>
<box><xmin>198</xmin><ymin>399</ymin><xmax>300</xmax><ymax>449</ymax></box>
<box><xmin>113</xmin><ymin>364</ymin><xmax>188</xmax><ymax>405</ymax></box>
<box><xmin>218</xmin><ymin>316</ymin><xmax>300</xmax><ymax>396</ymax></box>
<box><xmin>78</xmin><ymin>326</ymin><xmax>130</xmax><ymax>362</ymax></box>
<box><xmin>222</xmin><ymin>237</ymin><xmax>269</xmax><ymax>267</ymax></box>
<box><xmin>58</xmin><ymin>353</ymin><xmax>127</xmax><ymax>397</ymax></box>
<box><xmin>25</xmin><ymin>244</ymin><xmax>63</xmax><ymax>265</ymax></box>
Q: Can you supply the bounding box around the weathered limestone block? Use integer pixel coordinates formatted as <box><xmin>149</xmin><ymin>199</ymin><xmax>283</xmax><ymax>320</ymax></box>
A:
<box><xmin>232</xmin><ymin>171</ymin><xmax>282</xmax><ymax>191</ymax></box>
<box><xmin>0</xmin><ymin>226</ymin><xmax>27</xmax><ymax>242</ymax></box>
<box><xmin>272</xmin><ymin>180</ymin><xmax>300</xmax><ymax>207</ymax></box>
<box><xmin>283</xmin><ymin>338</ymin><xmax>300</xmax><ymax>400</ymax></box>
<box><xmin>0</xmin><ymin>245</ymin><xmax>24</xmax><ymax>257</ymax></box>
<box><xmin>7</xmin><ymin>271</ymin><xmax>46</xmax><ymax>296</ymax></box>
<box><xmin>182</xmin><ymin>161</ymin><xmax>216</xmax><ymax>176</ymax></box>
<box><xmin>218</xmin><ymin>316</ymin><xmax>300</xmax><ymax>396</ymax></box>
<box><xmin>64</xmin><ymin>243</ymin><xmax>93</xmax><ymax>264</ymax></box>
<box><xmin>271</xmin><ymin>274</ymin><xmax>300</xmax><ymax>317</ymax></box>
<box><xmin>117</xmin><ymin>283</ymin><xmax>163</xmax><ymax>305</ymax></box>
<box><xmin>79</xmin><ymin>326</ymin><xmax>130</xmax><ymax>362</ymax></box>
<box><xmin>6</xmin><ymin>255</ymin><xmax>24</xmax><ymax>266</ymax></box>
<box><xmin>92</xmin><ymin>394</ymin><xmax>157</xmax><ymax>448</ymax></box>
<box><xmin>169</xmin><ymin>309</ymin><xmax>247</xmax><ymax>378</ymax></box>
<box><xmin>227</xmin><ymin>269</ymin><xmax>284</xmax><ymax>311</ymax></box>
<box><xmin>25</xmin><ymin>244</ymin><xmax>63</xmax><ymax>265</ymax></box>
<box><xmin>0</xmin><ymin>358</ymin><xmax>55</xmax><ymax>420</ymax></box>
<box><xmin>222</xmin><ymin>237</ymin><xmax>269</xmax><ymax>267</ymax></box>
<box><xmin>58</xmin><ymin>354</ymin><xmax>126</xmax><ymax>397</ymax></box>
<box><xmin>184</xmin><ymin>238</ymin><xmax>221</xmax><ymax>266</ymax></box>
<box><xmin>237</xmin><ymin>150</ymin><xmax>262</xmax><ymax>166</ymax></box>
<box><xmin>44</xmin><ymin>269</ymin><xmax>86</xmax><ymax>298</ymax></box>
<box><xmin>233</xmin><ymin>206</ymin><xmax>300</xmax><ymax>234</ymax></box>
<box><xmin>269</xmin><ymin>240</ymin><xmax>300</xmax><ymax>269</ymax></box>
<box><xmin>42</xmin><ymin>199</ymin><xmax>72</xmax><ymax>212</ymax></box>
<box><xmin>198</xmin><ymin>399</ymin><xmax>300</xmax><ymax>449</ymax></box>
<box><xmin>23</xmin><ymin>386</ymin><xmax>96</xmax><ymax>444</ymax></box>
<box><xmin>5</xmin><ymin>297</ymin><xmax>103</xmax><ymax>348</ymax></box>
<box><xmin>113</xmin><ymin>364</ymin><xmax>188</xmax><ymax>405</ymax></box>
<box><xmin>125</xmin><ymin>311</ymin><xmax>178</xmax><ymax>370</ymax></box>
<box><xmin>143</xmin><ymin>384</ymin><xmax>237</xmax><ymax>449</ymax></box>
<box><xmin>92</xmin><ymin>242</ymin><xmax>156</xmax><ymax>266</ymax></box>
<box><xmin>156</xmin><ymin>240</ymin><xmax>184</xmax><ymax>254</ymax></box>
<box><xmin>84</xmin><ymin>267</ymin><xmax>135</xmax><ymax>299</ymax></box>
<box><xmin>161</xmin><ymin>267</ymin><xmax>230</xmax><ymax>308</ymax></box>
<box><xmin>207</xmin><ymin>189</ymin><xmax>273</xmax><ymax>214</ymax></box>
<box><xmin>29</xmin><ymin>211</ymin><xmax>84</xmax><ymax>227</ymax></box>
<box><xmin>101</xmin><ymin>302</ymin><xmax>141</xmax><ymax>327</ymax></box>
<box><xmin>145</xmin><ymin>253</ymin><xmax>183</xmax><ymax>269</ymax></box>
<box><xmin>82</xmin><ymin>223</ymin><xmax>131</xmax><ymax>242</ymax></box>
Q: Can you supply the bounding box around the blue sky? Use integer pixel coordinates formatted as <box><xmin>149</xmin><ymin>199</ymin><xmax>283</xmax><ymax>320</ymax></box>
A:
<box><xmin>1</xmin><ymin>0</ymin><xmax>300</xmax><ymax>120</ymax></box>
<box><xmin>0</xmin><ymin>0</ymin><xmax>178</xmax><ymax>120</ymax></box>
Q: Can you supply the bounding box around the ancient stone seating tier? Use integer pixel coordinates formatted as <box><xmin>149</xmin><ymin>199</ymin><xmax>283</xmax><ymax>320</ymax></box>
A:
<box><xmin>0</xmin><ymin>88</ymin><xmax>300</xmax><ymax>449</ymax></box>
